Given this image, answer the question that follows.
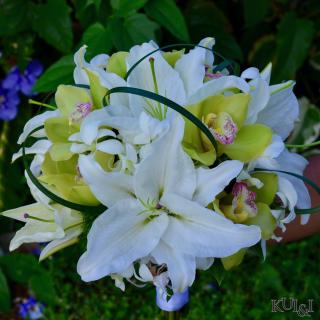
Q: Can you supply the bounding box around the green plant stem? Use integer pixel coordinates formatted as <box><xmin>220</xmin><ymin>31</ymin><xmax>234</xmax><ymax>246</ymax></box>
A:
<box><xmin>286</xmin><ymin>140</ymin><xmax>320</xmax><ymax>149</ymax></box>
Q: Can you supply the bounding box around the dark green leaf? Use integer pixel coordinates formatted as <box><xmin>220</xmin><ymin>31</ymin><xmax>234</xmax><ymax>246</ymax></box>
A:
<box><xmin>110</xmin><ymin>14</ymin><xmax>159</xmax><ymax>51</ymax></box>
<box><xmin>272</xmin><ymin>13</ymin><xmax>315</xmax><ymax>82</ymax></box>
<box><xmin>145</xmin><ymin>0</ymin><xmax>190</xmax><ymax>42</ymax></box>
<box><xmin>0</xmin><ymin>0</ymin><xmax>30</xmax><ymax>36</ymax></box>
<box><xmin>248</xmin><ymin>35</ymin><xmax>276</xmax><ymax>69</ymax></box>
<box><xmin>30</xmin><ymin>273</ymin><xmax>56</xmax><ymax>305</ymax></box>
<box><xmin>211</xmin><ymin>260</ymin><xmax>225</xmax><ymax>286</ymax></box>
<box><xmin>185</xmin><ymin>1</ymin><xmax>243</xmax><ymax>62</ymax></box>
<box><xmin>243</xmin><ymin>0</ymin><xmax>270</xmax><ymax>27</ymax></box>
<box><xmin>0</xmin><ymin>267</ymin><xmax>10</xmax><ymax>313</ymax></box>
<box><xmin>33</xmin><ymin>55</ymin><xmax>74</xmax><ymax>93</ymax></box>
<box><xmin>30</xmin><ymin>0</ymin><xmax>73</xmax><ymax>52</ymax></box>
<box><xmin>74</xmin><ymin>0</ymin><xmax>99</xmax><ymax>28</ymax></box>
<box><xmin>86</xmin><ymin>0</ymin><xmax>102</xmax><ymax>10</ymax></box>
<box><xmin>81</xmin><ymin>23</ymin><xmax>113</xmax><ymax>60</ymax></box>
<box><xmin>111</xmin><ymin>0</ymin><xmax>149</xmax><ymax>17</ymax></box>
<box><xmin>0</xmin><ymin>253</ymin><xmax>42</xmax><ymax>283</ymax></box>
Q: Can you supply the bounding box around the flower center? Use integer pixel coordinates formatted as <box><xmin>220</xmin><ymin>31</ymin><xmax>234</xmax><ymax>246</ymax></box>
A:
<box><xmin>231</xmin><ymin>182</ymin><xmax>257</xmax><ymax>217</ymax></box>
<box><xmin>70</xmin><ymin>102</ymin><xmax>92</xmax><ymax>123</ymax></box>
<box><xmin>204</xmin><ymin>65</ymin><xmax>224</xmax><ymax>81</ymax></box>
<box><xmin>0</xmin><ymin>95</ymin><xmax>5</xmax><ymax>104</ymax></box>
<box><xmin>205</xmin><ymin>112</ymin><xmax>238</xmax><ymax>144</ymax></box>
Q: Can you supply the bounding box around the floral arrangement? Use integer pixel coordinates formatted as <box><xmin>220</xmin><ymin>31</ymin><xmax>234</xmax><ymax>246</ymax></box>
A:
<box><xmin>1</xmin><ymin>38</ymin><xmax>318</xmax><ymax>313</ymax></box>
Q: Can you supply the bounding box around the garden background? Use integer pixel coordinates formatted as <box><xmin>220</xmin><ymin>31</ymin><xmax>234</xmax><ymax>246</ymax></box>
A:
<box><xmin>0</xmin><ymin>0</ymin><xmax>319</xmax><ymax>319</ymax></box>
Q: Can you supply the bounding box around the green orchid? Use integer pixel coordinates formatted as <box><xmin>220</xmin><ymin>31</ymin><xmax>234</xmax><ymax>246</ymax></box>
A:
<box><xmin>184</xmin><ymin>93</ymin><xmax>273</xmax><ymax>165</ymax></box>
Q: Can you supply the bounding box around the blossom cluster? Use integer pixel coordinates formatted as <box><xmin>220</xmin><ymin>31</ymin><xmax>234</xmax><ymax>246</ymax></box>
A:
<box><xmin>0</xmin><ymin>61</ymin><xmax>43</xmax><ymax>120</ymax></box>
<box><xmin>1</xmin><ymin>38</ymin><xmax>311</xmax><ymax>296</ymax></box>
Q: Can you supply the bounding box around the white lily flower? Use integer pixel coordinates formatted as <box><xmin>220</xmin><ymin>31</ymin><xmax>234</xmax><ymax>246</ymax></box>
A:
<box><xmin>242</xmin><ymin>63</ymin><xmax>299</xmax><ymax>139</ymax></box>
<box><xmin>73</xmin><ymin>45</ymin><xmax>109</xmax><ymax>85</ymax></box>
<box><xmin>272</xmin><ymin>176</ymin><xmax>298</xmax><ymax>232</ymax></box>
<box><xmin>1</xmin><ymin>203</ymin><xmax>83</xmax><ymax>260</ymax></box>
<box><xmin>77</xmin><ymin>116</ymin><xmax>261</xmax><ymax>292</ymax></box>
<box><xmin>276</xmin><ymin>148</ymin><xmax>311</xmax><ymax>225</ymax></box>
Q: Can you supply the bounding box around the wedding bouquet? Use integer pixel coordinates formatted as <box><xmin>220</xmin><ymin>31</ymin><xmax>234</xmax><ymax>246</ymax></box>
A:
<box><xmin>1</xmin><ymin>37</ymin><xmax>317</xmax><ymax>311</ymax></box>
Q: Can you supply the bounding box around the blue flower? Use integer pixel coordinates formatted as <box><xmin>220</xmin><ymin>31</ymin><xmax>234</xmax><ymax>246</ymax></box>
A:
<box><xmin>0</xmin><ymin>60</ymin><xmax>43</xmax><ymax>121</ymax></box>
<box><xmin>17</xmin><ymin>296</ymin><xmax>45</xmax><ymax>319</ymax></box>
<box><xmin>0</xmin><ymin>81</ymin><xmax>20</xmax><ymax>120</ymax></box>
<box><xmin>20</xmin><ymin>60</ymin><xmax>43</xmax><ymax>96</ymax></box>
<box><xmin>3</xmin><ymin>61</ymin><xmax>43</xmax><ymax>97</ymax></box>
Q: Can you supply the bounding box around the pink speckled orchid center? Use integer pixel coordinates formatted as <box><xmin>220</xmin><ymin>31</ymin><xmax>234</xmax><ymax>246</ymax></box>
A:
<box><xmin>205</xmin><ymin>112</ymin><xmax>238</xmax><ymax>144</ymax></box>
<box><xmin>232</xmin><ymin>182</ymin><xmax>258</xmax><ymax>218</ymax></box>
<box><xmin>70</xmin><ymin>102</ymin><xmax>92</xmax><ymax>123</ymax></box>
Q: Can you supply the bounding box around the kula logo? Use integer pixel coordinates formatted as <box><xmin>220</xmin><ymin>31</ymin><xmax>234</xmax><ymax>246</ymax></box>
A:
<box><xmin>271</xmin><ymin>298</ymin><xmax>314</xmax><ymax>317</ymax></box>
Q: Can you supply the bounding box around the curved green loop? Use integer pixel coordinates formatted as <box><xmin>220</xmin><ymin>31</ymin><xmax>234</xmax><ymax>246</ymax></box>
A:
<box><xmin>253</xmin><ymin>168</ymin><xmax>320</xmax><ymax>214</ymax></box>
<box><xmin>22</xmin><ymin>126</ymin><xmax>107</xmax><ymax>214</ymax></box>
<box><xmin>106</xmin><ymin>86</ymin><xmax>217</xmax><ymax>153</ymax></box>
<box><xmin>125</xmin><ymin>43</ymin><xmax>236</xmax><ymax>80</ymax></box>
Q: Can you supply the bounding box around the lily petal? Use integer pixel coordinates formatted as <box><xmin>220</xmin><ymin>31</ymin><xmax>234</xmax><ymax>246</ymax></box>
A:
<box><xmin>78</xmin><ymin>154</ymin><xmax>134</xmax><ymax>207</ymax></box>
<box><xmin>12</xmin><ymin>139</ymin><xmax>51</xmax><ymax>163</ymax></box>
<box><xmin>160</xmin><ymin>193</ymin><xmax>261</xmax><ymax>258</ymax></box>
<box><xmin>194</xmin><ymin>160</ymin><xmax>243</xmax><ymax>207</ymax></box>
<box><xmin>17</xmin><ymin>110</ymin><xmax>59</xmax><ymax>144</ymax></box>
<box><xmin>152</xmin><ymin>241</ymin><xmax>196</xmax><ymax>293</ymax></box>
<box><xmin>77</xmin><ymin>199</ymin><xmax>169</xmax><ymax>281</ymax></box>
<box><xmin>187</xmin><ymin>76</ymin><xmax>250</xmax><ymax>105</ymax></box>
<box><xmin>256</xmin><ymin>81</ymin><xmax>299</xmax><ymax>139</ymax></box>
<box><xmin>134</xmin><ymin>116</ymin><xmax>196</xmax><ymax>203</ymax></box>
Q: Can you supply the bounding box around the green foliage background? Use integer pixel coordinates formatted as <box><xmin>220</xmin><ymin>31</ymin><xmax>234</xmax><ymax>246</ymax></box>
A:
<box><xmin>0</xmin><ymin>0</ymin><xmax>319</xmax><ymax>319</ymax></box>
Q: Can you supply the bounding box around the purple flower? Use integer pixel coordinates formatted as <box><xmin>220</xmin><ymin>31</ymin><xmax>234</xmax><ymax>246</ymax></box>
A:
<box><xmin>0</xmin><ymin>82</ymin><xmax>20</xmax><ymax>120</ymax></box>
<box><xmin>20</xmin><ymin>60</ymin><xmax>43</xmax><ymax>96</ymax></box>
<box><xmin>0</xmin><ymin>60</ymin><xmax>43</xmax><ymax>121</ymax></box>
<box><xmin>17</xmin><ymin>296</ymin><xmax>45</xmax><ymax>319</ymax></box>
<box><xmin>2</xmin><ymin>60</ymin><xmax>43</xmax><ymax>97</ymax></box>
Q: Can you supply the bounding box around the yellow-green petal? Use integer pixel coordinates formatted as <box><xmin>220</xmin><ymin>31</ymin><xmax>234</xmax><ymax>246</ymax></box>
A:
<box><xmin>39</xmin><ymin>174</ymin><xmax>99</xmax><ymax>206</ymax></box>
<box><xmin>106</xmin><ymin>51</ymin><xmax>128</xmax><ymax>78</ymax></box>
<box><xmin>222</xmin><ymin>124</ymin><xmax>272</xmax><ymax>162</ymax></box>
<box><xmin>251</xmin><ymin>172</ymin><xmax>278</xmax><ymax>205</ymax></box>
<box><xmin>41</xmin><ymin>153</ymin><xmax>78</xmax><ymax>176</ymax></box>
<box><xmin>55</xmin><ymin>85</ymin><xmax>92</xmax><ymax>117</ymax></box>
<box><xmin>85</xmin><ymin>69</ymin><xmax>107</xmax><ymax>108</ymax></box>
<box><xmin>221</xmin><ymin>249</ymin><xmax>246</xmax><ymax>270</ymax></box>
<box><xmin>44</xmin><ymin>117</ymin><xmax>79</xmax><ymax>143</ymax></box>
<box><xmin>163</xmin><ymin>49</ymin><xmax>185</xmax><ymax>67</ymax></box>
<box><xmin>246</xmin><ymin>202</ymin><xmax>277</xmax><ymax>240</ymax></box>
<box><xmin>200</xmin><ymin>94</ymin><xmax>250</xmax><ymax>128</ymax></box>
<box><xmin>49</xmin><ymin>143</ymin><xmax>73</xmax><ymax>161</ymax></box>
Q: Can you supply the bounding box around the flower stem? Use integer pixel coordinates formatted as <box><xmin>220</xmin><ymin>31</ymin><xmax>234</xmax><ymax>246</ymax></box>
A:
<box><xmin>286</xmin><ymin>140</ymin><xmax>320</xmax><ymax>149</ymax></box>
<box><xmin>168</xmin><ymin>311</ymin><xmax>175</xmax><ymax>320</ymax></box>
<box><xmin>28</xmin><ymin>99</ymin><xmax>56</xmax><ymax>110</ymax></box>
